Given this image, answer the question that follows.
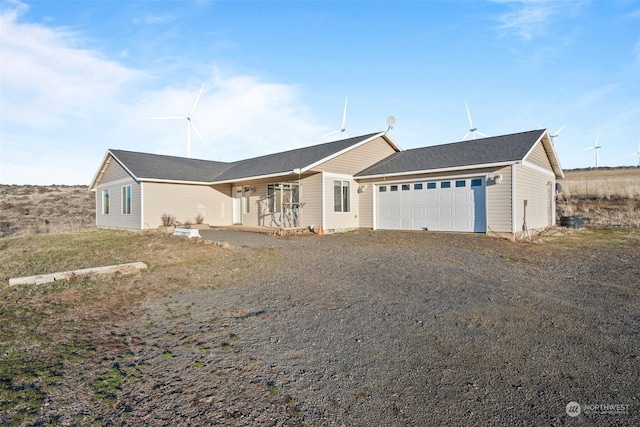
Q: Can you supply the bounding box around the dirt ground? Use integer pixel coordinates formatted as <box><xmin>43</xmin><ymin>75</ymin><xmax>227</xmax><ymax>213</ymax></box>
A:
<box><xmin>25</xmin><ymin>228</ymin><xmax>640</xmax><ymax>426</ymax></box>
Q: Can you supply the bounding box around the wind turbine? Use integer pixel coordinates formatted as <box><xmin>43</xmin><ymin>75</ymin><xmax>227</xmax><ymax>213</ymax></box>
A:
<box><xmin>632</xmin><ymin>141</ymin><xmax>640</xmax><ymax>166</ymax></box>
<box><xmin>583</xmin><ymin>131</ymin><xmax>602</xmax><ymax>168</ymax></box>
<box><xmin>320</xmin><ymin>96</ymin><xmax>349</xmax><ymax>140</ymax></box>
<box><xmin>549</xmin><ymin>123</ymin><xmax>567</xmax><ymax>148</ymax></box>
<box><xmin>149</xmin><ymin>83</ymin><xmax>208</xmax><ymax>158</ymax></box>
<box><xmin>461</xmin><ymin>101</ymin><xmax>489</xmax><ymax>140</ymax></box>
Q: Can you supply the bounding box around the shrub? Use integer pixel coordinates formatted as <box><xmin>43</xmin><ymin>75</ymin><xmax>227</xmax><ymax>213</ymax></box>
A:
<box><xmin>161</xmin><ymin>213</ymin><xmax>176</xmax><ymax>227</ymax></box>
<box><xmin>195</xmin><ymin>212</ymin><xmax>205</xmax><ymax>224</ymax></box>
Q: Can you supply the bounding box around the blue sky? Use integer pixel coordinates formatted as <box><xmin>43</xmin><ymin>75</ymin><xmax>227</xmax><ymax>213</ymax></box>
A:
<box><xmin>1</xmin><ymin>0</ymin><xmax>639</xmax><ymax>184</ymax></box>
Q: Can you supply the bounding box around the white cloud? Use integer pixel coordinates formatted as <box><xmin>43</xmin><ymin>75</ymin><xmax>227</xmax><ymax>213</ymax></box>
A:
<box><xmin>134</xmin><ymin>71</ymin><xmax>324</xmax><ymax>161</ymax></box>
<box><xmin>0</xmin><ymin>1</ymin><xmax>323</xmax><ymax>184</ymax></box>
<box><xmin>0</xmin><ymin>2</ymin><xmax>144</xmax><ymax>128</ymax></box>
<box><xmin>133</xmin><ymin>14</ymin><xmax>175</xmax><ymax>25</ymax></box>
<box><xmin>496</xmin><ymin>1</ymin><xmax>554</xmax><ymax>41</ymax></box>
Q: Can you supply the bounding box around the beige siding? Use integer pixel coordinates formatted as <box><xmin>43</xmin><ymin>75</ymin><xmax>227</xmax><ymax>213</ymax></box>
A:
<box><xmin>233</xmin><ymin>181</ymin><xmax>279</xmax><ymax>228</ymax></box>
<box><xmin>358</xmin><ymin>182</ymin><xmax>374</xmax><ymax>228</ymax></box>
<box><xmin>312</xmin><ymin>136</ymin><xmax>397</xmax><ymax>175</ymax></box>
<box><xmin>300</xmin><ymin>173</ymin><xmax>323</xmax><ymax>227</ymax></box>
<box><xmin>514</xmin><ymin>164</ymin><xmax>555</xmax><ymax>231</ymax></box>
<box><xmin>216</xmin><ymin>174</ymin><xmax>324</xmax><ymax>229</ymax></box>
<box><xmin>323</xmin><ymin>173</ymin><xmax>360</xmax><ymax>232</ymax></box>
<box><xmin>95</xmin><ymin>158</ymin><xmax>141</xmax><ymax>229</ymax></box>
<box><xmin>524</xmin><ymin>141</ymin><xmax>553</xmax><ymax>170</ymax></box>
<box><xmin>142</xmin><ymin>182</ymin><xmax>232</xmax><ymax>229</ymax></box>
<box><xmin>486</xmin><ymin>165</ymin><xmax>513</xmax><ymax>233</ymax></box>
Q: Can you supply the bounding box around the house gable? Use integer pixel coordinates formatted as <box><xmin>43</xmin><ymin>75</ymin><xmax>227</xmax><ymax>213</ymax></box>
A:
<box><xmin>309</xmin><ymin>134</ymin><xmax>400</xmax><ymax>175</ymax></box>
<box><xmin>522</xmin><ymin>132</ymin><xmax>564</xmax><ymax>179</ymax></box>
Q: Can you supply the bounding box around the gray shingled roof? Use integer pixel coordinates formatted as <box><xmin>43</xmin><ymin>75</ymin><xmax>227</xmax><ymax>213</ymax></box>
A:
<box><xmin>109</xmin><ymin>150</ymin><xmax>233</xmax><ymax>182</ymax></box>
<box><xmin>213</xmin><ymin>133</ymin><xmax>380</xmax><ymax>181</ymax></box>
<box><xmin>109</xmin><ymin>133</ymin><xmax>381</xmax><ymax>183</ymax></box>
<box><xmin>356</xmin><ymin>130</ymin><xmax>545</xmax><ymax>177</ymax></box>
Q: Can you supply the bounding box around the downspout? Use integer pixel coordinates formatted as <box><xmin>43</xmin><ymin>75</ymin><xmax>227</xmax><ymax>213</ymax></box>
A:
<box><xmin>140</xmin><ymin>181</ymin><xmax>144</xmax><ymax>230</ymax></box>
<box><xmin>372</xmin><ymin>183</ymin><xmax>377</xmax><ymax>230</ymax></box>
<box><xmin>511</xmin><ymin>164</ymin><xmax>517</xmax><ymax>235</ymax></box>
<box><xmin>321</xmin><ymin>171</ymin><xmax>326</xmax><ymax>230</ymax></box>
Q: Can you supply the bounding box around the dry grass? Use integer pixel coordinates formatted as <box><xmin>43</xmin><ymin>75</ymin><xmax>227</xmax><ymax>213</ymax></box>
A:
<box><xmin>558</xmin><ymin>167</ymin><xmax>640</xmax><ymax>200</ymax></box>
<box><xmin>557</xmin><ymin>167</ymin><xmax>640</xmax><ymax>227</ymax></box>
<box><xmin>0</xmin><ymin>229</ymin><xmax>270</xmax><ymax>426</ymax></box>
<box><xmin>0</xmin><ymin>185</ymin><xmax>95</xmax><ymax>237</ymax></box>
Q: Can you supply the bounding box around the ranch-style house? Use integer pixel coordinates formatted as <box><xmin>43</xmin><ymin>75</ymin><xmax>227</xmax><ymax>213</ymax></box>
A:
<box><xmin>89</xmin><ymin>129</ymin><xmax>564</xmax><ymax>239</ymax></box>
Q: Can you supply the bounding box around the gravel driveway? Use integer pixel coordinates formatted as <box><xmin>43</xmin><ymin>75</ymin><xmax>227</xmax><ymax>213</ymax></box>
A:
<box><xmin>62</xmin><ymin>230</ymin><xmax>640</xmax><ymax>425</ymax></box>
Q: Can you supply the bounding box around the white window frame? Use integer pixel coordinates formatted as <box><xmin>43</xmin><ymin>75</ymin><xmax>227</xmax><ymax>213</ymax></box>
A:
<box><xmin>121</xmin><ymin>185</ymin><xmax>132</xmax><ymax>215</ymax></box>
<box><xmin>102</xmin><ymin>189</ymin><xmax>110</xmax><ymax>215</ymax></box>
<box><xmin>243</xmin><ymin>186</ymin><xmax>251</xmax><ymax>214</ymax></box>
<box><xmin>267</xmin><ymin>184</ymin><xmax>281</xmax><ymax>213</ymax></box>
<box><xmin>333</xmin><ymin>180</ymin><xmax>350</xmax><ymax>213</ymax></box>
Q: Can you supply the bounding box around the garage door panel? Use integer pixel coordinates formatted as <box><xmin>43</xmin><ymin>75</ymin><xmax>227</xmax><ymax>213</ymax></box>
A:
<box><xmin>412</xmin><ymin>207</ymin><xmax>425</xmax><ymax>216</ymax></box>
<box><xmin>439</xmin><ymin>193</ymin><xmax>453</xmax><ymax>203</ymax></box>
<box><xmin>377</xmin><ymin>178</ymin><xmax>486</xmax><ymax>232</ymax></box>
<box><xmin>439</xmin><ymin>206</ymin><xmax>453</xmax><ymax>216</ymax></box>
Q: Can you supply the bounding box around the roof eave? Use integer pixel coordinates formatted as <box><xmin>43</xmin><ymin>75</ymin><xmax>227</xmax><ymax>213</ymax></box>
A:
<box><xmin>137</xmin><ymin>178</ymin><xmax>218</xmax><ymax>185</ymax></box>
<box><xmin>356</xmin><ymin>160</ymin><xmax>519</xmax><ymax>180</ymax></box>
<box><xmin>212</xmin><ymin>170</ymin><xmax>304</xmax><ymax>185</ymax></box>
<box><xmin>523</xmin><ymin>130</ymin><xmax>564</xmax><ymax>179</ymax></box>
<box><xmin>89</xmin><ymin>150</ymin><xmax>141</xmax><ymax>191</ymax></box>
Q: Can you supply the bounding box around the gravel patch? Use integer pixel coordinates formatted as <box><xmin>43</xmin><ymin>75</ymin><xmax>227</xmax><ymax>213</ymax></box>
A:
<box><xmin>43</xmin><ymin>230</ymin><xmax>640</xmax><ymax>425</ymax></box>
<box><xmin>199</xmin><ymin>229</ymin><xmax>289</xmax><ymax>248</ymax></box>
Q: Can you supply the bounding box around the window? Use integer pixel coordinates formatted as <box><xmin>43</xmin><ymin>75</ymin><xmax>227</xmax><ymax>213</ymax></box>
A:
<box><xmin>102</xmin><ymin>189</ymin><xmax>109</xmax><ymax>215</ymax></box>
<box><xmin>121</xmin><ymin>185</ymin><xmax>131</xmax><ymax>214</ymax></box>
<box><xmin>456</xmin><ymin>180</ymin><xmax>466</xmax><ymax>188</ymax></box>
<box><xmin>379</xmin><ymin>186</ymin><xmax>387</xmax><ymax>192</ymax></box>
<box><xmin>267</xmin><ymin>184</ymin><xmax>282</xmax><ymax>213</ymax></box>
<box><xmin>390</xmin><ymin>185</ymin><xmax>398</xmax><ymax>192</ymax></box>
<box><xmin>427</xmin><ymin>182</ymin><xmax>436</xmax><ymax>189</ymax></box>
<box><xmin>414</xmin><ymin>183</ymin><xmax>423</xmax><ymax>190</ymax></box>
<box><xmin>243</xmin><ymin>186</ymin><xmax>251</xmax><ymax>214</ymax></box>
<box><xmin>402</xmin><ymin>184</ymin><xmax>410</xmax><ymax>191</ymax></box>
<box><xmin>471</xmin><ymin>178</ymin><xmax>482</xmax><ymax>187</ymax></box>
<box><xmin>267</xmin><ymin>183</ymin><xmax>299</xmax><ymax>214</ymax></box>
<box><xmin>334</xmin><ymin>180</ymin><xmax>350</xmax><ymax>212</ymax></box>
<box><xmin>441</xmin><ymin>181</ymin><xmax>451</xmax><ymax>189</ymax></box>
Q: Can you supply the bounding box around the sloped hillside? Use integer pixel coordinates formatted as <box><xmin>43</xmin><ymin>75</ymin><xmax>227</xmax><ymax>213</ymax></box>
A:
<box><xmin>0</xmin><ymin>185</ymin><xmax>95</xmax><ymax>237</ymax></box>
<box><xmin>557</xmin><ymin>167</ymin><xmax>640</xmax><ymax>227</ymax></box>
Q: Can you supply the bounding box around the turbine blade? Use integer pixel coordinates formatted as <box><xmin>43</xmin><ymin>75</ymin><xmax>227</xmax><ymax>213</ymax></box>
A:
<box><xmin>476</xmin><ymin>131</ymin><xmax>490</xmax><ymax>138</ymax></box>
<box><xmin>554</xmin><ymin>123</ymin><xmax>567</xmax><ymax>135</ymax></box>
<box><xmin>189</xmin><ymin>83</ymin><xmax>206</xmax><ymax>115</ymax></box>
<box><xmin>148</xmin><ymin>115</ymin><xmax>186</xmax><ymax>120</ymax></box>
<box><xmin>583</xmin><ymin>147</ymin><xmax>594</xmax><ymax>151</ymax></box>
<box><xmin>341</xmin><ymin>96</ymin><xmax>348</xmax><ymax>130</ymax></box>
<box><xmin>465</xmin><ymin>101</ymin><xmax>473</xmax><ymax>129</ymax></box>
<box><xmin>595</xmin><ymin>130</ymin><xmax>600</xmax><ymax>147</ymax></box>
<box><xmin>190</xmin><ymin>121</ymin><xmax>209</xmax><ymax>147</ymax></box>
<box><xmin>320</xmin><ymin>130</ymin><xmax>341</xmax><ymax>140</ymax></box>
<box><xmin>462</xmin><ymin>132</ymin><xmax>471</xmax><ymax>141</ymax></box>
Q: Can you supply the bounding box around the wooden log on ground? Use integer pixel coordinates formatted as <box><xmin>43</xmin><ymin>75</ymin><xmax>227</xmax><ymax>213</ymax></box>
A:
<box><xmin>8</xmin><ymin>262</ymin><xmax>148</xmax><ymax>286</ymax></box>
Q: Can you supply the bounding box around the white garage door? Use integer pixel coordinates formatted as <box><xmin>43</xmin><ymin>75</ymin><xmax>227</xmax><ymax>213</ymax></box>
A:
<box><xmin>376</xmin><ymin>178</ymin><xmax>486</xmax><ymax>232</ymax></box>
